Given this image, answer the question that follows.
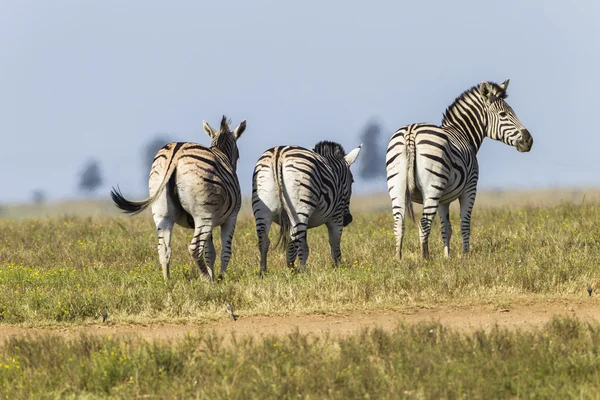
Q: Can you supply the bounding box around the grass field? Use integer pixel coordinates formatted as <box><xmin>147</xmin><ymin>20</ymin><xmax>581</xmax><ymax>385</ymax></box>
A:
<box><xmin>1</xmin><ymin>199</ymin><xmax>599</xmax><ymax>325</ymax></box>
<box><xmin>1</xmin><ymin>192</ymin><xmax>600</xmax><ymax>397</ymax></box>
<box><xmin>2</xmin><ymin>317</ymin><xmax>600</xmax><ymax>398</ymax></box>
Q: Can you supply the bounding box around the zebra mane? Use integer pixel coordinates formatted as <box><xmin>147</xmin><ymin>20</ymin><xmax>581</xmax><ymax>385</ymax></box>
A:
<box><xmin>313</xmin><ymin>141</ymin><xmax>346</xmax><ymax>158</ymax></box>
<box><xmin>219</xmin><ymin>115</ymin><xmax>232</xmax><ymax>133</ymax></box>
<box><xmin>442</xmin><ymin>82</ymin><xmax>508</xmax><ymax>122</ymax></box>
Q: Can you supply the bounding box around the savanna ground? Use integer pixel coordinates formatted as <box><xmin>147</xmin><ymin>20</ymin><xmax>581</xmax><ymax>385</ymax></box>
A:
<box><xmin>1</xmin><ymin>189</ymin><xmax>600</xmax><ymax>398</ymax></box>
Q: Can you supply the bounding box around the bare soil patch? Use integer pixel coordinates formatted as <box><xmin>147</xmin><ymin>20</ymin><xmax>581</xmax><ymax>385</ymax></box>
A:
<box><xmin>1</xmin><ymin>302</ymin><xmax>598</xmax><ymax>343</ymax></box>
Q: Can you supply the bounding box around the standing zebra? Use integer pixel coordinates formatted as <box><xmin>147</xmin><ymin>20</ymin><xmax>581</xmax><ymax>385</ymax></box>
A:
<box><xmin>111</xmin><ymin>115</ymin><xmax>247</xmax><ymax>281</ymax></box>
<box><xmin>386</xmin><ymin>80</ymin><xmax>533</xmax><ymax>260</ymax></box>
<box><xmin>252</xmin><ymin>141</ymin><xmax>361</xmax><ymax>276</ymax></box>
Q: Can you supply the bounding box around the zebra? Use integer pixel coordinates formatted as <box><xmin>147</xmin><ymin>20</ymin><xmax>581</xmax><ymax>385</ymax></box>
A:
<box><xmin>252</xmin><ymin>141</ymin><xmax>361</xmax><ymax>276</ymax></box>
<box><xmin>386</xmin><ymin>79</ymin><xmax>533</xmax><ymax>260</ymax></box>
<box><xmin>111</xmin><ymin>115</ymin><xmax>247</xmax><ymax>282</ymax></box>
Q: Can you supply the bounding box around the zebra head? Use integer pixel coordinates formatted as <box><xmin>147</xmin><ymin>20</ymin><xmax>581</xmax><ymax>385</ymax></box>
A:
<box><xmin>202</xmin><ymin>115</ymin><xmax>247</xmax><ymax>169</ymax></box>
<box><xmin>313</xmin><ymin>141</ymin><xmax>362</xmax><ymax>227</ymax></box>
<box><xmin>479</xmin><ymin>79</ymin><xmax>533</xmax><ymax>153</ymax></box>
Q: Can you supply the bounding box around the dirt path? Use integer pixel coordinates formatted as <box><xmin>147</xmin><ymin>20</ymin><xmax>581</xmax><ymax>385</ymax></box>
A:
<box><xmin>1</xmin><ymin>303</ymin><xmax>598</xmax><ymax>343</ymax></box>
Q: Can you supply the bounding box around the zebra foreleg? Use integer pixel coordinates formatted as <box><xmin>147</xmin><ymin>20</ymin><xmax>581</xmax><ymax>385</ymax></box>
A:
<box><xmin>189</xmin><ymin>224</ymin><xmax>214</xmax><ymax>282</ymax></box>
<box><xmin>459</xmin><ymin>191</ymin><xmax>476</xmax><ymax>254</ymax></box>
<box><xmin>438</xmin><ymin>203</ymin><xmax>452</xmax><ymax>258</ymax></box>
<box><xmin>326</xmin><ymin>220</ymin><xmax>343</xmax><ymax>266</ymax></box>
<box><xmin>218</xmin><ymin>215</ymin><xmax>238</xmax><ymax>280</ymax></box>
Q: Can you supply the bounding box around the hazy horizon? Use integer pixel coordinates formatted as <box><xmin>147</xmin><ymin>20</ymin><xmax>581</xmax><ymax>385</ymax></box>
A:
<box><xmin>1</xmin><ymin>1</ymin><xmax>599</xmax><ymax>203</ymax></box>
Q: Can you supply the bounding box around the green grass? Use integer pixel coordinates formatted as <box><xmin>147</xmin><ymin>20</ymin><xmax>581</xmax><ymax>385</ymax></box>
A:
<box><xmin>0</xmin><ymin>202</ymin><xmax>599</xmax><ymax>325</ymax></box>
<box><xmin>2</xmin><ymin>317</ymin><xmax>600</xmax><ymax>398</ymax></box>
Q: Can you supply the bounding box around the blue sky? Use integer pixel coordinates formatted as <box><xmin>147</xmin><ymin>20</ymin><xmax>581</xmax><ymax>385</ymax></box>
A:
<box><xmin>1</xmin><ymin>0</ymin><xmax>598</xmax><ymax>203</ymax></box>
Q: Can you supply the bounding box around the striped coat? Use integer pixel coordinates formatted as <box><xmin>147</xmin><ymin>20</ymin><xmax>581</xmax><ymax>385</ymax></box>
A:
<box><xmin>386</xmin><ymin>80</ymin><xmax>533</xmax><ymax>259</ymax></box>
<box><xmin>252</xmin><ymin>141</ymin><xmax>361</xmax><ymax>276</ymax></box>
<box><xmin>111</xmin><ymin>115</ymin><xmax>247</xmax><ymax>281</ymax></box>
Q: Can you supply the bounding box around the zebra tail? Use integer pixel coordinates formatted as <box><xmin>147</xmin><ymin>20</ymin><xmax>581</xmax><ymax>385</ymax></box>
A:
<box><xmin>110</xmin><ymin>149</ymin><xmax>180</xmax><ymax>216</ymax></box>
<box><xmin>275</xmin><ymin>211</ymin><xmax>291</xmax><ymax>250</ymax></box>
<box><xmin>274</xmin><ymin>154</ymin><xmax>291</xmax><ymax>250</ymax></box>
<box><xmin>405</xmin><ymin>129</ymin><xmax>416</xmax><ymax>222</ymax></box>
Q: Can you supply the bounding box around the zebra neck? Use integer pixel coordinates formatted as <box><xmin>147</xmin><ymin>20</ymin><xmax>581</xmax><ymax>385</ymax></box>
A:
<box><xmin>441</xmin><ymin>103</ymin><xmax>487</xmax><ymax>153</ymax></box>
<box><xmin>211</xmin><ymin>147</ymin><xmax>234</xmax><ymax>167</ymax></box>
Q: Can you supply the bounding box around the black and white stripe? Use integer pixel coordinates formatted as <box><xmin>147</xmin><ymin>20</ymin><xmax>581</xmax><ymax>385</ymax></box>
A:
<box><xmin>252</xmin><ymin>141</ymin><xmax>361</xmax><ymax>276</ymax></box>
<box><xmin>386</xmin><ymin>79</ymin><xmax>533</xmax><ymax>259</ymax></box>
<box><xmin>111</xmin><ymin>115</ymin><xmax>247</xmax><ymax>281</ymax></box>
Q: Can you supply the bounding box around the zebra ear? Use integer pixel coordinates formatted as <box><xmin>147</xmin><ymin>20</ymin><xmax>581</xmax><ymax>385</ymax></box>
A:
<box><xmin>203</xmin><ymin>120</ymin><xmax>217</xmax><ymax>139</ymax></box>
<box><xmin>232</xmin><ymin>120</ymin><xmax>247</xmax><ymax>140</ymax></box>
<box><xmin>344</xmin><ymin>144</ymin><xmax>362</xmax><ymax>166</ymax></box>
<box><xmin>500</xmin><ymin>79</ymin><xmax>510</xmax><ymax>91</ymax></box>
<box><xmin>479</xmin><ymin>81</ymin><xmax>492</xmax><ymax>102</ymax></box>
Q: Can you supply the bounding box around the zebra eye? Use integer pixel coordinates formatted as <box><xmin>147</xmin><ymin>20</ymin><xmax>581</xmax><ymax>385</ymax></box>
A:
<box><xmin>499</xmin><ymin>111</ymin><xmax>508</xmax><ymax>118</ymax></box>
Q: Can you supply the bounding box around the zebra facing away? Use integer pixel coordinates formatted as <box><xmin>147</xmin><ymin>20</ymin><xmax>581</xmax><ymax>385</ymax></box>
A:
<box><xmin>111</xmin><ymin>116</ymin><xmax>247</xmax><ymax>282</ymax></box>
<box><xmin>252</xmin><ymin>141</ymin><xmax>362</xmax><ymax>277</ymax></box>
<box><xmin>386</xmin><ymin>79</ymin><xmax>533</xmax><ymax>260</ymax></box>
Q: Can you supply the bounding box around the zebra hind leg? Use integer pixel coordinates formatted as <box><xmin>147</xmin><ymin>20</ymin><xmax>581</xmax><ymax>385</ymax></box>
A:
<box><xmin>286</xmin><ymin>240</ymin><xmax>299</xmax><ymax>269</ymax></box>
<box><xmin>438</xmin><ymin>203</ymin><xmax>452</xmax><ymax>258</ymax></box>
<box><xmin>152</xmin><ymin>191</ymin><xmax>178</xmax><ymax>281</ymax></box>
<box><xmin>419</xmin><ymin>197</ymin><xmax>440</xmax><ymax>260</ymax></box>
<box><xmin>254</xmin><ymin>208</ymin><xmax>272</xmax><ymax>278</ymax></box>
<box><xmin>188</xmin><ymin>223</ymin><xmax>214</xmax><ymax>282</ymax></box>
<box><xmin>155</xmin><ymin>218</ymin><xmax>175</xmax><ymax>281</ymax></box>
<box><xmin>204</xmin><ymin>232</ymin><xmax>216</xmax><ymax>278</ymax></box>
<box><xmin>392</xmin><ymin>207</ymin><xmax>407</xmax><ymax>260</ymax></box>
<box><xmin>286</xmin><ymin>210</ymin><xmax>311</xmax><ymax>272</ymax></box>
<box><xmin>294</xmin><ymin>232</ymin><xmax>309</xmax><ymax>273</ymax></box>
<box><xmin>217</xmin><ymin>215</ymin><xmax>238</xmax><ymax>281</ymax></box>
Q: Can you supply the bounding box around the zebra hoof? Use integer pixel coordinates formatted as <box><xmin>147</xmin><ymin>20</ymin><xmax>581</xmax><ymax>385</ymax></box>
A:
<box><xmin>216</xmin><ymin>274</ymin><xmax>224</xmax><ymax>282</ymax></box>
<box><xmin>258</xmin><ymin>270</ymin><xmax>267</xmax><ymax>279</ymax></box>
<box><xmin>291</xmin><ymin>266</ymin><xmax>305</xmax><ymax>275</ymax></box>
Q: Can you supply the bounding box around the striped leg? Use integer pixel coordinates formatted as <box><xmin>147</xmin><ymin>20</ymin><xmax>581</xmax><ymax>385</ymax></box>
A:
<box><xmin>204</xmin><ymin>232</ymin><xmax>216</xmax><ymax>277</ymax></box>
<box><xmin>152</xmin><ymin>192</ymin><xmax>178</xmax><ymax>281</ymax></box>
<box><xmin>218</xmin><ymin>215</ymin><xmax>237</xmax><ymax>280</ymax></box>
<box><xmin>156</xmin><ymin>222</ymin><xmax>174</xmax><ymax>281</ymax></box>
<box><xmin>255</xmin><ymin>212</ymin><xmax>272</xmax><ymax>278</ymax></box>
<box><xmin>189</xmin><ymin>222</ymin><xmax>214</xmax><ymax>282</ymax></box>
<box><xmin>419</xmin><ymin>197</ymin><xmax>440</xmax><ymax>260</ymax></box>
<box><xmin>286</xmin><ymin>240</ymin><xmax>299</xmax><ymax>269</ymax></box>
<box><xmin>290</xmin><ymin>220</ymin><xmax>310</xmax><ymax>271</ymax></box>
<box><xmin>459</xmin><ymin>190</ymin><xmax>476</xmax><ymax>253</ymax></box>
<box><xmin>438</xmin><ymin>203</ymin><xmax>452</xmax><ymax>258</ymax></box>
<box><xmin>326</xmin><ymin>219</ymin><xmax>343</xmax><ymax>265</ymax></box>
<box><xmin>386</xmin><ymin>142</ymin><xmax>408</xmax><ymax>260</ymax></box>
<box><xmin>392</xmin><ymin>205</ymin><xmax>407</xmax><ymax>260</ymax></box>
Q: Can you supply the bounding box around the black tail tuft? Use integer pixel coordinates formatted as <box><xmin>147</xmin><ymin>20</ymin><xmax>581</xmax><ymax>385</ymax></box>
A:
<box><xmin>405</xmin><ymin>189</ymin><xmax>415</xmax><ymax>223</ymax></box>
<box><xmin>275</xmin><ymin>212</ymin><xmax>291</xmax><ymax>250</ymax></box>
<box><xmin>110</xmin><ymin>186</ymin><xmax>150</xmax><ymax>215</ymax></box>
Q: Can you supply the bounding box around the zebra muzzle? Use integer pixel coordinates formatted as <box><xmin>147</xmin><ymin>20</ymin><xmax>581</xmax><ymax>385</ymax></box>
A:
<box><xmin>516</xmin><ymin>129</ymin><xmax>533</xmax><ymax>152</ymax></box>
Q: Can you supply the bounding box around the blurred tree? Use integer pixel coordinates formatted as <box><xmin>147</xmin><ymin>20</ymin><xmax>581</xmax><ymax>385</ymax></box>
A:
<box><xmin>32</xmin><ymin>189</ymin><xmax>46</xmax><ymax>205</ymax></box>
<box><xmin>142</xmin><ymin>134</ymin><xmax>173</xmax><ymax>183</ymax></box>
<box><xmin>78</xmin><ymin>159</ymin><xmax>103</xmax><ymax>196</ymax></box>
<box><xmin>358</xmin><ymin>119</ymin><xmax>386</xmax><ymax>182</ymax></box>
